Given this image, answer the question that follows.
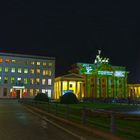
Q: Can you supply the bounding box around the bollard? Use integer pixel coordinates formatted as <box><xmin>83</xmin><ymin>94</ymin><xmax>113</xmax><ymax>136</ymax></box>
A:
<box><xmin>110</xmin><ymin>111</ymin><xmax>116</xmax><ymax>135</ymax></box>
<box><xmin>81</xmin><ymin>106</ymin><xmax>86</xmax><ymax>125</ymax></box>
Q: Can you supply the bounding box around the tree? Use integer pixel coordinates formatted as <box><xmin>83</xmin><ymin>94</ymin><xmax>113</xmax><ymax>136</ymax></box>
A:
<box><xmin>60</xmin><ymin>92</ymin><xmax>79</xmax><ymax>104</ymax></box>
<box><xmin>34</xmin><ymin>93</ymin><xmax>49</xmax><ymax>102</ymax></box>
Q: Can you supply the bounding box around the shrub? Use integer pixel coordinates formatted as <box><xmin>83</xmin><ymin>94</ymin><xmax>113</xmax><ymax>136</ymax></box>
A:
<box><xmin>34</xmin><ymin>93</ymin><xmax>49</xmax><ymax>102</ymax></box>
<box><xmin>60</xmin><ymin>92</ymin><xmax>79</xmax><ymax>104</ymax></box>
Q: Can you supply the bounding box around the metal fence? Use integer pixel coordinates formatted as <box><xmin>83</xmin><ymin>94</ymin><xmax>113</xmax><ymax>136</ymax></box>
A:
<box><xmin>18</xmin><ymin>98</ymin><xmax>140</xmax><ymax>139</ymax></box>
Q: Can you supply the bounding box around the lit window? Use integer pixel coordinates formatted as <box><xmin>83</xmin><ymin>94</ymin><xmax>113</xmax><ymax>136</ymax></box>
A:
<box><xmin>11</xmin><ymin>68</ymin><xmax>16</xmax><ymax>73</ymax></box>
<box><xmin>30</xmin><ymin>69</ymin><xmax>34</xmax><ymax>74</ymax></box>
<box><xmin>47</xmin><ymin>89</ymin><xmax>51</xmax><ymax>97</ymax></box>
<box><xmin>22</xmin><ymin>89</ymin><xmax>27</xmax><ymax>97</ymax></box>
<box><xmin>12</xmin><ymin>60</ymin><xmax>16</xmax><ymax>63</ymax></box>
<box><xmin>0</xmin><ymin>67</ymin><xmax>2</xmax><ymax>72</ymax></box>
<box><xmin>30</xmin><ymin>89</ymin><xmax>33</xmax><ymax>96</ymax></box>
<box><xmin>42</xmin><ymin>89</ymin><xmax>46</xmax><ymax>93</ymax></box>
<box><xmin>43</xmin><ymin>62</ymin><xmax>47</xmax><ymax>66</ymax></box>
<box><xmin>31</xmin><ymin>61</ymin><xmax>35</xmax><ymax>65</ymax></box>
<box><xmin>0</xmin><ymin>59</ymin><xmax>2</xmax><ymax>63</ymax></box>
<box><xmin>30</xmin><ymin>78</ymin><xmax>34</xmax><ymax>85</ymax></box>
<box><xmin>17</xmin><ymin>77</ymin><xmax>21</xmax><ymax>81</ymax></box>
<box><xmin>24</xmin><ymin>68</ymin><xmax>28</xmax><ymax>74</ymax></box>
<box><xmin>4</xmin><ymin>77</ymin><xmax>8</xmax><ymax>84</ymax></box>
<box><xmin>37</xmin><ymin>62</ymin><xmax>40</xmax><ymax>66</ymax></box>
<box><xmin>0</xmin><ymin>77</ymin><xmax>1</xmax><ymax>83</ymax></box>
<box><xmin>11</xmin><ymin>77</ymin><xmax>15</xmax><ymax>84</ymax></box>
<box><xmin>17</xmin><ymin>78</ymin><xmax>22</xmax><ymax>85</ymax></box>
<box><xmin>18</xmin><ymin>68</ymin><xmax>22</xmax><ymax>73</ymax></box>
<box><xmin>48</xmin><ymin>62</ymin><xmax>52</xmax><ymax>67</ymax></box>
<box><xmin>36</xmin><ymin>78</ymin><xmax>40</xmax><ymax>85</ymax></box>
<box><xmin>48</xmin><ymin>79</ymin><xmax>52</xmax><ymax>86</ymax></box>
<box><xmin>43</xmin><ymin>70</ymin><xmax>48</xmax><ymax>75</ymax></box>
<box><xmin>43</xmin><ymin>70</ymin><xmax>49</xmax><ymax>75</ymax></box>
<box><xmin>5</xmin><ymin>67</ymin><xmax>8</xmax><ymax>72</ymax></box>
<box><xmin>48</xmin><ymin>70</ymin><xmax>52</xmax><ymax>76</ymax></box>
<box><xmin>36</xmin><ymin>69</ymin><xmax>40</xmax><ymax>74</ymax></box>
<box><xmin>42</xmin><ymin>79</ymin><xmax>46</xmax><ymax>85</ymax></box>
<box><xmin>24</xmin><ymin>78</ymin><xmax>28</xmax><ymax>84</ymax></box>
<box><xmin>35</xmin><ymin>89</ymin><xmax>39</xmax><ymax>96</ymax></box>
<box><xmin>5</xmin><ymin>59</ymin><xmax>10</xmax><ymax>63</ymax></box>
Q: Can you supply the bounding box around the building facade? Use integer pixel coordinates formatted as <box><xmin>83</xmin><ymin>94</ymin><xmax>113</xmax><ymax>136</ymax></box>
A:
<box><xmin>54</xmin><ymin>50</ymin><xmax>128</xmax><ymax>99</ymax></box>
<box><xmin>0</xmin><ymin>53</ymin><xmax>55</xmax><ymax>99</ymax></box>
<box><xmin>128</xmin><ymin>84</ymin><xmax>140</xmax><ymax>98</ymax></box>
<box><xmin>71</xmin><ymin>63</ymin><xmax>128</xmax><ymax>98</ymax></box>
<box><xmin>54</xmin><ymin>73</ymin><xmax>84</xmax><ymax>99</ymax></box>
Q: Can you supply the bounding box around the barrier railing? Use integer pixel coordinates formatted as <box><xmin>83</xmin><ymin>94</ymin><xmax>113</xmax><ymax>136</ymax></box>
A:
<box><xmin>18</xmin><ymin>98</ymin><xmax>140</xmax><ymax>140</ymax></box>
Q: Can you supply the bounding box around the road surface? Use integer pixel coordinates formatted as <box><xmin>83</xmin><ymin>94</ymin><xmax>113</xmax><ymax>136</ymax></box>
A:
<box><xmin>0</xmin><ymin>100</ymin><xmax>79</xmax><ymax>140</ymax></box>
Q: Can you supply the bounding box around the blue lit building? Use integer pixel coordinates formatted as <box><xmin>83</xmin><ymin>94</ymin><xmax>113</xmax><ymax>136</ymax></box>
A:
<box><xmin>0</xmin><ymin>53</ymin><xmax>55</xmax><ymax>98</ymax></box>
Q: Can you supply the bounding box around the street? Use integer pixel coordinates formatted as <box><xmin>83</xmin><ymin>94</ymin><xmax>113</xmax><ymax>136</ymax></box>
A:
<box><xmin>0</xmin><ymin>100</ymin><xmax>79</xmax><ymax>140</ymax></box>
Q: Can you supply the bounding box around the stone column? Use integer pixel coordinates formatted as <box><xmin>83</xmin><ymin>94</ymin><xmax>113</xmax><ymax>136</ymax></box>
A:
<box><xmin>67</xmin><ymin>80</ymin><xmax>69</xmax><ymax>90</ymax></box>
<box><xmin>60</xmin><ymin>80</ymin><xmax>63</xmax><ymax>96</ymax></box>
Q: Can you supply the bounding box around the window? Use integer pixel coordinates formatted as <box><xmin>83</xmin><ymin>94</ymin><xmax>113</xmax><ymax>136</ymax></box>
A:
<box><xmin>22</xmin><ymin>89</ymin><xmax>27</xmax><ymax>97</ymax></box>
<box><xmin>48</xmin><ymin>79</ymin><xmax>52</xmax><ymax>86</ymax></box>
<box><xmin>36</xmin><ymin>69</ymin><xmax>40</xmax><ymax>74</ymax></box>
<box><xmin>12</xmin><ymin>59</ymin><xmax>16</xmax><ymax>63</ymax></box>
<box><xmin>48</xmin><ymin>62</ymin><xmax>52</xmax><ymax>67</ymax></box>
<box><xmin>5</xmin><ymin>59</ymin><xmax>10</xmax><ymax>63</ymax></box>
<box><xmin>42</xmin><ymin>79</ymin><xmax>46</xmax><ymax>85</ymax></box>
<box><xmin>17</xmin><ymin>77</ymin><xmax>22</xmax><ymax>85</ymax></box>
<box><xmin>30</xmin><ymin>78</ymin><xmax>34</xmax><ymax>85</ymax></box>
<box><xmin>47</xmin><ymin>89</ymin><xmax>51</xmax><ymax>98</ymax></box>
<box><xmin>18</xmin><ymin>68</ymin><xmax>22</xmax><ymax>73</ymax></box>
<box><xmin>11</xmin><ymin>77</ymin><xmax>15</xmax><ymax>84</ymax></box>
<box><xmin>48</xmin><ymin>70</ymin><xmax>52</xmax><ymax>76</ymax></box>
<box><xmin>30</xmin><ymin>89</ymin><xmax>33</xmax><ymax>96</ymax></box>
<box><xmin>17</xmin><ymin>77</ymin><xmax>21</xmax><ymax>81</ymax></box>
<box><xmin>43</xmin><ymin>62</ymin><xmax>47</xmax><ymax>66</ymax></box>
<box><xmin>30</xmin><ymin>69</ymin><xmax>34</xmax><ymax>74</ymax></box>
<box><xmin>0</xmin><ymin>77</ymin><xmax>1</xmax><ymax>83</ymax></box>
<box><xmin>24</xmin><ymin>60</ymin><xmax>28</xmax><ymax>65</ymax></box>
<box><xmin>24</xmin><ymin>78</ymin><xmax>28</xmax><ymax>84</ymax></box>
<box><xmin>31</xmin><ymin>61</ymin><xmax>35</xmax><ymax>65</ymax></box>
<box><xmin>0</xmin><ymin>59</ymin><xmax>2</xmax><ymax>63</ymax></box>
<box><xmin>37</xmin><ymin>62</ymin><xmax>40</xmax><ymax>66</ymax></box>
<box><xmin>0</xmin><ymin>67</ymin><xmax>2</xmax><ymax>72</ymax></box>
<box><xmin>11</xmin><ymin>68</ymin><xmax>16</xmax><ymax>73</ymax></box>
<box><xmin>4</xmin><ymin>77</ymin><xmax>8</xmax><ymax>84</ymax></box>
<box><xmin>42</xmin><ymin>89</ymin><xmax>46</xmax><ymax>93</ymax></box>
<box><xmin>3</xmin><ymin>88</ymin><xmax>7</xmax><ymax>96</ymax></box>
<box><xmin>43</xmin><ymin>70</ymin><xmax>48</xmax><ymax>75</ymax></box>
<box><xmin>5</xmin><ymin>67</ymin><xmax>8</xmax><ymax>72</ymax></box>
<box><xmin>18</xmin><ymin>60</ymin><xmax>22</xmax><ymax>64</ymax></box>
<box><xmin>24</xmin><ymin>68</ymin><xmax>28</xmax><ymax>74</ymax></box>
<box><xmin>35</xmin><ymin>89</ymin><xmax>39</xmax><ymax>96</ymax></box>
<box><xmin>36</xmin><ymin>78</ymin><xmax>40</xmax><ymax>85</ymax></box>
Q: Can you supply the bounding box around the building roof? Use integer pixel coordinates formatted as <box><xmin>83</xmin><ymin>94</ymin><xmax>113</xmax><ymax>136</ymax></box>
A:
<box><xmin>55</xmin><ymin>73</ymin><xmax>84</xmax><ymax>81</ymax></box>
<box><xmin>0</xmin><ymin>52</ymin><xmax>55</xmax><ymax>60</ymax></box>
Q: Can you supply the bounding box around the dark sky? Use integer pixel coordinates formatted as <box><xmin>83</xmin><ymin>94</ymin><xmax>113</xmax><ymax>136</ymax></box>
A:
<box><xmin>0</xmin><ymin>1</ymin><xmax>140</xmax><ymax>83</ymax></box>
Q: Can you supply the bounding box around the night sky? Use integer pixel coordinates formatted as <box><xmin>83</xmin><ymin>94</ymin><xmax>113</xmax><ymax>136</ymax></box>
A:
<box><xmin>0</xmin><ymin>1</ymin><xmax>140</xmax><ymax>83</ymax></box>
